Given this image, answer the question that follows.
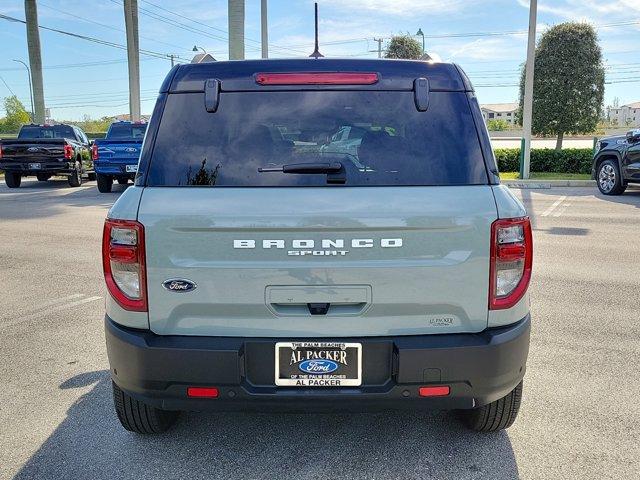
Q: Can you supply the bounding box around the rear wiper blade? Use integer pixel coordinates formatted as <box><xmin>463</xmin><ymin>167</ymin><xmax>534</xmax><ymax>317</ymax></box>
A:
<box><xmin>258</xmin><ymin>162</ymin><xmax>343</xmax><ymax>174</ymax></box>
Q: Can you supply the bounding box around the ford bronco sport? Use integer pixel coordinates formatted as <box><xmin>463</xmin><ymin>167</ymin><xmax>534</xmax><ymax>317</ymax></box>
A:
<box><xmin>103</xmin><ymin>59</ymin><xmax>532</xmax><ymax>434</ymax></box>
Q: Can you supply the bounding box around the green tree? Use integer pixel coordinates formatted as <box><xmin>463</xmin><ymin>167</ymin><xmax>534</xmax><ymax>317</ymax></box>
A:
<box><xmin>518</xmin><ymin>23</ymin><xmax>605</xmax><ymax>150</ymax></box>
<box><xmin>0</xmin><ymin>96</ymin><xmax>31</xmax><ymax>133</ymax></box>
<box><xmin>385</xmin><ymin>35</ymin><xmax>422</xmax><ymax>60</ymax></box>
<box><xmin>487</xmin><ymin>119</ymin><xmax>510</xmax><ymax>131</ymax></box>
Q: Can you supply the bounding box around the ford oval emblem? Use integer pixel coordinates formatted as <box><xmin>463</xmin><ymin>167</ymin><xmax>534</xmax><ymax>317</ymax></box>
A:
<box><xmin>298</xmin><ymin>359</ymin><xmax>339</xmax><ymax>374</ymax></box>
<box><xmin>125</xmin><ymin>147</ymin><xmax>138</xmax><ymax>153</ymax></box>
<box><xmin>162</xmin><ymin>279</ymin><xmax>197</xmax><ymax>292</ymax></box>
<box><xmin>27</xmin><ymin>147</ymin><xmax>40</xmax><ymax>152</ymax></box>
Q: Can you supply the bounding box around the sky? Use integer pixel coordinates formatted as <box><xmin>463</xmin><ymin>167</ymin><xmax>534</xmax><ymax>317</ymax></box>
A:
<box><xmin>0</xmin><ymin>0</ymin><xmax>638</xmax><ymax>121</ymax></box>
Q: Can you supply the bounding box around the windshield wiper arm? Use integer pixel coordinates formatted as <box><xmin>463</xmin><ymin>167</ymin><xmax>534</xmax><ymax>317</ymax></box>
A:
<box><xmin>258</xmin><ymin>162</ymin><xmax>343</xmax><ymax>174</ymax></box>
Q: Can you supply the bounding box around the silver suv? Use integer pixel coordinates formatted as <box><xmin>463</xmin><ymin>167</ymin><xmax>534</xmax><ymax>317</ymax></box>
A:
<box><xmin>103</xmin><ymin>59</ymin><xmax>532</xmax><ymax>434</ymax></box>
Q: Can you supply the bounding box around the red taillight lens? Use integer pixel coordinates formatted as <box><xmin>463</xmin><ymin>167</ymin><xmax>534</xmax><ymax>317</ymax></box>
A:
<box><xmin>489</xmin><ymin>217</ymin><xmax>533</xmax><ymax>310</ymax></box>
<box><xmin>63</xmin><ymin>144</ymin><xmax>73</xmax><ymax>159</ymax></box>
<box><xmin>419</xmin><ymin>386</ymin><xmax>450</xmax><ymax>397</ymax></box>
<box><xmin>0</xmin><ymin>144</ymin><xmax>3</xmax><ymax>158</ymax></box>
<box><xmin>255</xmin><ymin>72</ymin><xmax>379</xmax><ymax>85</ymax></box>
<box><xmin>91</xmin><ymin>143</ymin><xmax>98</xmax><ymax>160</ymax></box>
<box><xmin>102</xmin><ymin>219</ymin><xmax>147</xmax><ymax>312</ymax></box>
<box><xmin>187</xmin><ymin>387</ymin><xmax>219</xmax><ymax>398</ymax></box>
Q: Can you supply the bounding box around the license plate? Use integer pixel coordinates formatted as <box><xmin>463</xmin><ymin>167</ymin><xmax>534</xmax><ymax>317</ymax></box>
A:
<box><xmin>125</xmin><ymin>164</ymin><xmax>138</xmax><ymax>173</ymax></box>
<box><xmin>275</xmin><ymin>342</ymin><xmax>362</xmax><ymax>387</ymax></box>
<box><xmin>28</xmin><ymin>163</ymin><xmax>41</xmax><ymax>170</ymax></box>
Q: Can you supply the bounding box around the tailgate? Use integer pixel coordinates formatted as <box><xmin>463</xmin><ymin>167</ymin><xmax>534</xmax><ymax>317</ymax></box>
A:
<box><xmin>138</xmin><ymin>186</ymin><xmax>498</xmax><ymax>337</ymax></box>
<box><xmin>96</xmin><ymin>140</ymin><xmax>141</xmax><ymax>162</ymax></box>
<box><xmin>0</xmin><ymin>141</ymin><xmax>65</xmax><ymax>161</ymax></box>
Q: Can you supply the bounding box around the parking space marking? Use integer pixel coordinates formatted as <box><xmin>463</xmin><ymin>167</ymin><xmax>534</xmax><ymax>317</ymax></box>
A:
<box><xmin>553</xmin><ymin>203</ymin><xmax>572</xmax><ymax>217</ymax></box>
<box><xmin>540</xmin><ymin>195</ymin><xmax>567</xmax><ymax>217</ymax></box>
<box><xmin>0</xmin><ymin>295</ymin><xmax>102</xmax><ymax>330</ymax></box>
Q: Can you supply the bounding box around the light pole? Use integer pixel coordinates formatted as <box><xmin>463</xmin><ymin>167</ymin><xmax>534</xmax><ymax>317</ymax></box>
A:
<box><xmin>193</xmin><ymin>45</ymin><xmax>207</xmax><ymax>54</ymax></box>
<box><xmin>416</xmin><ymin>28</ymin><xmax>425</xmax><ymax>55</ymax></box>
<box><xmin>12</xmin><ymin>59</ymin><xmax>34</xmax><ymax>123</ymax></box>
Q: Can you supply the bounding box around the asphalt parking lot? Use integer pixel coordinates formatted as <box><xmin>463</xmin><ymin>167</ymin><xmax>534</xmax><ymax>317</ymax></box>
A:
<box><xmin>1</xmin><ymin>178</ymin><xmax>639</xmax><ymax>479</ymax></box>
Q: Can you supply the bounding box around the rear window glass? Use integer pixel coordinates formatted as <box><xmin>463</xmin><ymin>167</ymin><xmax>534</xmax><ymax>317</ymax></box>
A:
<box><xmin>19</xmin><ymin>125</ymin><xmax>74</xmax><ymax>139</ymax></box>
<box><xmin>108</xmin><ymin>124</ymin><xmax>147</xmax><ymax>139</ymax></box>
<box><xmin>146</xmin><ymin>91</ymin><xmax>488</xmax><ymax>187</ymax></box>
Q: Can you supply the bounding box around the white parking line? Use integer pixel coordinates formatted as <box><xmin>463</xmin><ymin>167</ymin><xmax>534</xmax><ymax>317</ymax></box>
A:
<box><xmin>0</xmin><ymin>295</ymin><xmax>102</xmax><ymax>330</ymax></box>
<box><xmin>553</xmin><ymin>203</ymin><xmax>572</xmax><ymax>217</ymax></box>
<box><xmin>540</xmin><ymin>195</ymin><xmax>567</xmax><ymax>217</ymax></box>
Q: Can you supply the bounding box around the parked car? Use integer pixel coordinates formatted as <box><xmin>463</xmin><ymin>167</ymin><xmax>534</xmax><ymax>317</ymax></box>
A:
<box><xmin>592</xmin><ymin>128</ymin><xmax>640</xmax><ymax>195</ymax></box>
<box><xmin>93</xmin><ymin>121</ymin><xmax>147</xmax><ymax>193</ymax></box>
<box><xmin>103</xmin><ymin>59</ymin><xmax>532</xmax><ymax>434</ymax></box>
<box><xmin>0</xmin><ymin>124</ymin><xmax>93</xmax><ymax>188</ymax></box>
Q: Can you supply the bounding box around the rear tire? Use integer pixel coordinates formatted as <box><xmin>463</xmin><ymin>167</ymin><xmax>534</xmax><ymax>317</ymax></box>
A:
<box><xmin>112</xmin><ymin>382</ymin><xmax>179</xmax><ymax>434</ymax></box>
<box><xmin>597</xmin><ymin>159</ymin><xmax>626</xmax><ymax>195</ymax></box>
<box><xmin>36</xmin><ymin>173</ymin><xmax>51</xmax><ymax>182</ymax></box>
<box><xmin>5</xmin><ymin>172</ymin><xmax>21</xmax><ymax>188</ymax></box>
<box><xmin>68</xmin><ymin>162</ymin><xmax>82</xmax><ymax>187</ymax></box>
<box><xmin>96</xmin><ymin>174</ymin><xmax>113</xmax><ymax>193</ymax></box>
<box><xmin>460</xmin><ymin>381</ymin><xmax>523</xmax><ymax>432</ymax></box>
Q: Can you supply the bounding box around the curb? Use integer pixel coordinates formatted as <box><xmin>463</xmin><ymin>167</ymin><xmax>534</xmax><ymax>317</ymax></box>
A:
<box><xmin>503</xmin><ymin>179</ymin><xmax>595</xmax><ymax>189</ymax></box>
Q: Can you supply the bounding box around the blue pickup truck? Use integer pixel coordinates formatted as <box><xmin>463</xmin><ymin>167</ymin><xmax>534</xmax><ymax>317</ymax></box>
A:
<box><xmin>93</xmin><ymin>121</ymin><xmax>147</xmax><ymax>193</ymax></box>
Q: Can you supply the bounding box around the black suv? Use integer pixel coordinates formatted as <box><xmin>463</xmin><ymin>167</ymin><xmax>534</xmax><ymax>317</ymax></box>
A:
<box><xmin>592</xmin><ymin>128</ymin><xmax>640</xmax><ymax>195</ymax></box>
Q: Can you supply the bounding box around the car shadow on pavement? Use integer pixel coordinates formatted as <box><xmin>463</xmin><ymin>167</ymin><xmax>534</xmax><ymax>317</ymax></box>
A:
<box><xmin>14</xmin><ymin>371</ymin><xmax>519</xmax><ymax>480</ymax></box>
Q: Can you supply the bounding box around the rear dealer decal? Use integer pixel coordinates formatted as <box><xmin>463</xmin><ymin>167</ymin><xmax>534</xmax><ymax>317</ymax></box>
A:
<box><xmin>233</xmin><ymin>238</ymin><xmax>403</xmax><ymax>256</ymax></box>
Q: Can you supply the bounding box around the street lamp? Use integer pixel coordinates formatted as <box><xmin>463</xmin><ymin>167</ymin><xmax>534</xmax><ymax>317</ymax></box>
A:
<box><xmin>416</xmin><ymin>28</ymin><xmax>425</xmax><ymax>55</ymax></box>
<box><xmin>12</xmin><ymin>59</ymin><xmax>34</xmax><ymax>123</ymax></box>
<box><xmin>193</xmin><ymin>45</ymin><xmax>207</xmax><ymax>54</ymax></box>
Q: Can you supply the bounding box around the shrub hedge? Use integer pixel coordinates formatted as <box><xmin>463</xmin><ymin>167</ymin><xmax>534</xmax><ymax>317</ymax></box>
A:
<box><xmin>493</xmin><ymin>148</ymin><xmax>594</xmax><ymax>174</ymax></box>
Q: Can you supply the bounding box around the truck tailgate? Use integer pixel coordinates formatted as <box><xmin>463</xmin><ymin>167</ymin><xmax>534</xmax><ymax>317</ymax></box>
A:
<box><xmin>138</xmin><ymin>186</ymin><xmax>497</xmax><ymax>337</ymax></box>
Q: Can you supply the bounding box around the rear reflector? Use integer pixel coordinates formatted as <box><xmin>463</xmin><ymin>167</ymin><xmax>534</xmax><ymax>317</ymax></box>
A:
<box><xmin>187</xmin><ymin>387</ymin><xmax>219</xmax><ymax>398</ymax></box>
<box><xmin>256</xmin><ymin>72</ymin><xmax>379</xmax><ymax>85</ymax></box>
<box><xmin>419</xmin><ymin>386</ymin><xmax>450</xmax><ymax>397</ymax></box>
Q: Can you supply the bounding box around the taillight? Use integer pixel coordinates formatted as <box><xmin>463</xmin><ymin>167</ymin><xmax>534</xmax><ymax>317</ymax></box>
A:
<box><xmin>489</xmin><ymin>217</ymin><xmax>533</xmax><ymax>310</ymax></box>
<box><xmin>63</xmin><ymin>144</ymin><xmax>73</xmax><ymax>159</ymax></box>
<box><xmin>255</xmin><ymin>72</ymin><xmax>379</xmax><ymax>85</ymax></box>
<box><xmin>0</xmin><ymin>144</ymin><xmax>3</xmax><ymax>158</ymax></box>
<box><xmin>102</xmin><ymin>219</ymin><xmax>147</xmax><ymax>312</ymax></box>
<box><xmin>91</xmin><ymin>143</ymin><xmax>98</xmax><ymax>160</ymax></box>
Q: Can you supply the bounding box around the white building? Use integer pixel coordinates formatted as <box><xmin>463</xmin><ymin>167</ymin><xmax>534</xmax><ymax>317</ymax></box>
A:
<box><xmin>480</xmin><ymin>103</ymin><xmax>518</xmax><ymax>125</ymax></box>
<box><xmin>607</xmin><ymin>102</ymin><xmax>640</xmax><ymax>127</ymax></box>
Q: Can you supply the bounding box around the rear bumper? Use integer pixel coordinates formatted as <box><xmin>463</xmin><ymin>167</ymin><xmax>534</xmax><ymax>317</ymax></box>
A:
<box><xmin>94</xmin><ymin>161</ymin><xmax>137</xmax><ymax>176</ymax></box>
<box><xmin>0</xmin><ymin>161</ymin><xmax>75</xmax><ymax>174</ymax></box>
<box><xmin>105</xmin><ymin>315</ymin><xmax>530</xmax><ymax>412</ymax></box>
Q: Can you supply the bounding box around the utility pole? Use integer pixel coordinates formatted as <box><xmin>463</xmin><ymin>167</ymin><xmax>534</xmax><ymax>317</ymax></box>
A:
<box><xmin>170</xmin><ymin>54</ymin><xmax>175</xmax><ymax>67</ymax></box>
<box><xmin>24</xmin><ymin>0</ymin><xmax>45</xmax><ymax>124</ymax></box>
<box><xmin>372</xmin><ymin>38</ymin><xmax>383</xmax><ymax>58</ymax></box>
<box><xmin>261</xmin><ymin>0</ymin><xmax>268</xmax><ymax>59</ymax></box>
<box><xmin>228</xmin><ymin>0</ymin><xmax>245</xmax><ymax>60</ymax></box>
<box><xmin>123</xmin><ymin>0</ymin><xmax>141</xmax><ymax>122</ymax></box>
<box><xmin>521</xmin><ymin>0</ymin><xmax>537</xmax><ymax>179</ymax></box>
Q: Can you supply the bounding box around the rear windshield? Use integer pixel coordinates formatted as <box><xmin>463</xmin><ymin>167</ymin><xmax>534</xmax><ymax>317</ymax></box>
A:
<box><xmin>19</xmin><ymin>125</ymin><xmax>74</xmax><ymax>139</ymax></box>
<box><xmin>108</xmin><ymin>124</ymin><xmax>147</xmax><ymax>139</ymax></box>
<box><xmin>146</xmin><ymin>91</ymin><xmax>488</xmax><ymax>187</ymax></box>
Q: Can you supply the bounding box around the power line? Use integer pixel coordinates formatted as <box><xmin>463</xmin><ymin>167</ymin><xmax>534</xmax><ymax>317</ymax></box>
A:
<box><xmin>0</xmin><ymin>13</ymin><xmax>184</xmax><ymax>61</ymax></box>
<box><xmin>38</xmin><ymin>1</ymin><xmax>190</xmax><ymax>54</ymax></box>
<box><xmin>137</xmin><ymin>0</ymin><xmax>308</xmax><ymax>56</ymax></box>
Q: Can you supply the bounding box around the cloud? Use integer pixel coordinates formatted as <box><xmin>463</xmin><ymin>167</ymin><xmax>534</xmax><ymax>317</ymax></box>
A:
<box><xmin>318</xmin><ymin>0</ymin><xmax>468</xmax><ymax>17</ymax></box>
<box><xmin>445</xmin><ymin>37</ymin><xmax>526</xmax><ymax>62</ymax></box>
